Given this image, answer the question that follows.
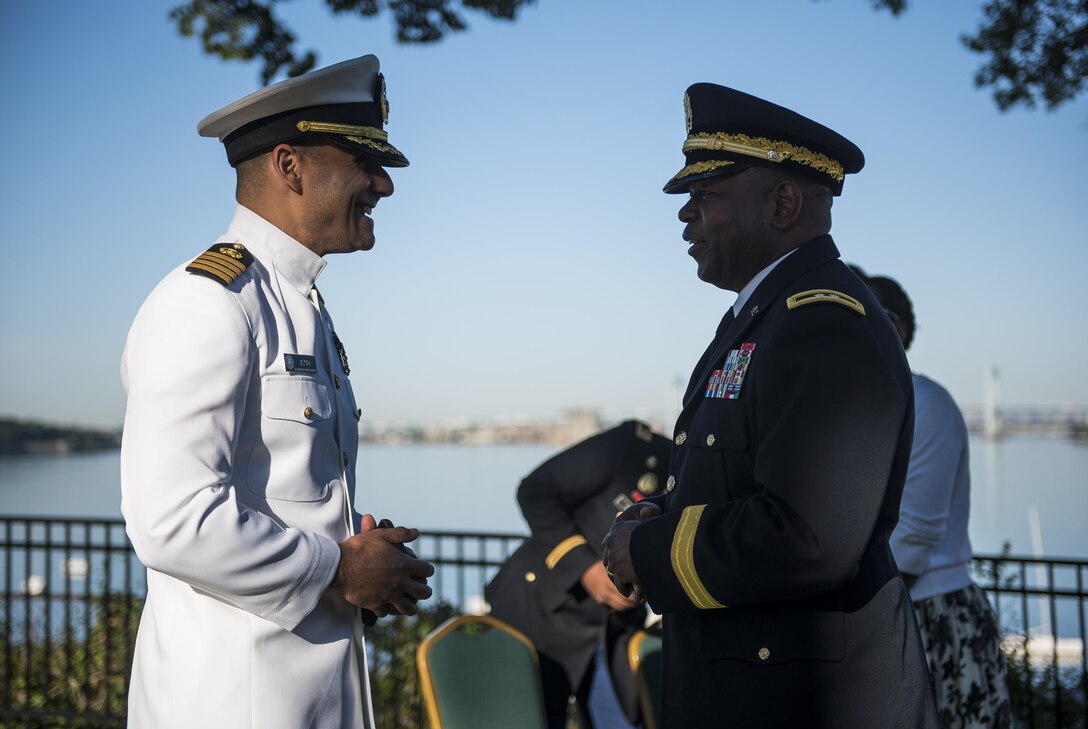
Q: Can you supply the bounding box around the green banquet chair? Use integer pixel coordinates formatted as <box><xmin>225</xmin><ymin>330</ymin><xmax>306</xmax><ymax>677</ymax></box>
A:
<box><xmin>416</xmin><ymin>614</ymin><xmax>548</xmax><ymax>729</ymax></box>
<box><xmin>628</xmin><ymin>627</ymin><xmax>663</xmax><ymax>729</ymax></box>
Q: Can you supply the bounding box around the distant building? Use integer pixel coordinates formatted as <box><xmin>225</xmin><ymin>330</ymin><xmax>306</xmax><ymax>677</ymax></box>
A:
<box><xmin>359</xmin><ymin>409</ymin><xmax>604</xmax><ymax>447</ymax></box>
<box><xmin>983</xmin><ymin>366</ymin><xmax>1002</xmax><ymax>440</ymax></box>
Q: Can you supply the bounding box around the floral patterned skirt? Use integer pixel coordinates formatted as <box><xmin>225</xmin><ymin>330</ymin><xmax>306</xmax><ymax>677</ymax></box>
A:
<box><xmin>913</xmin><ymin>583</ymin><xmax>1012</xmax><ymax>729</ymax></box>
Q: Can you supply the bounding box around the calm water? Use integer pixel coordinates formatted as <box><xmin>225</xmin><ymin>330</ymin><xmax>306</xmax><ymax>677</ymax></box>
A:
<box><xmin>1</xmin><ymin>436</ymin><xmax>1086</xmax><ymax>558</ymax></box>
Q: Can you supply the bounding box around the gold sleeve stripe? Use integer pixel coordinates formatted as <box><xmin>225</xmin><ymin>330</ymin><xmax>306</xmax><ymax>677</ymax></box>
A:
<box><xmin>545</xmin><ymin>535</ymin><xmax>588</xmax><ymax>570</ymax></box>
<box><xmin>786</xmin><ymin>289</ymin><xmax>866</xmax><ymax>316</ymax></box>
<box><xmin>670</xmin><ymin>505</ymin><xmax>726</xmax><ymax>609</ymax></box>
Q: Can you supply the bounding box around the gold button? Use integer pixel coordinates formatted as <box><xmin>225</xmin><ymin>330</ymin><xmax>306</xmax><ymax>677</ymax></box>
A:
<box><xmin>303</xmin><ymin>406</ymin><xmax>314</xmax><ymax>419</ymax></box>
<box><xmin>525</xmin><ymin>571</ymin><xmax>536</xmax><ymax>582</ymax></box>
<box><xmin>334</xmin><ymin>375</ymin><xmax>341</xmax><ymax>389</ymax></box>
<box><xmin>706</xmin><ymin>434</ymin><xmax>716</xmax><ymax>446</ymax></box>
<box><xmin>758</xmin><ymin>647</ymin><xmax>770</xmax><ymax>661</ymax></box>
<box><xmin>666</xmin><ymin>475</ymin><xmax>676</xmax><ymax>492</ymax></box>
<box><xmin>675</xmin><ymin>432</ymin><xmax>687</xmax><ymax>446</ymax></box>
<box><xmin>343</xmin><ymin>452</ymin><xmax>349</xmax><ymax>467</ymax></box>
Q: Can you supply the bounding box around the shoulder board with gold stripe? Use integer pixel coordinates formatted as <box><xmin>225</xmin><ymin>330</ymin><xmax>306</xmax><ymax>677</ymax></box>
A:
<box><xmin>185</xmin><ymin>243</ymin><xmax>254</xmax><ymax>286</ymax></box>
<box><xmin>785</xmin><ymin>289</ymin><xmax>865</xmax><ymax>316</ymax></box>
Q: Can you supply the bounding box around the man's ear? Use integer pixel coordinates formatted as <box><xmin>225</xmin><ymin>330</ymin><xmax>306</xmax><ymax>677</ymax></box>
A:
<box><xmin>270</xmin><ymin>143</ymin><xmax>305</xmax><ymax>194</ymax></box>
<box><xmin>770</xmin><ymin>180</ymin><xmax>804</xmax><ymax>229</ymax></box>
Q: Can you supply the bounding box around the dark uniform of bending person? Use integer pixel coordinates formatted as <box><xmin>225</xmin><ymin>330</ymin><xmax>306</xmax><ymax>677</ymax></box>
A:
<box><xmin>487</xmin><ymin>420</ymin><xmax>671</xmax><ymax>729</ymax></box>
<box><xmin>601</xmin><ymin>85</ymin><xmax>939</xmax><ymax>728</ymax></box>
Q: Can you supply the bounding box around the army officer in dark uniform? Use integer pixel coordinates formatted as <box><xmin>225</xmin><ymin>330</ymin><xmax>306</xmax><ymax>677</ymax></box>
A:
<box><xmin>602</xmin><ymin>85</ymin><xmax>939</xmax><ymax>728</ymax></box>
<box><xmin>486</xmin><ymin>420</ymin><xmax>671</xmax><ymax>729</ymax></box>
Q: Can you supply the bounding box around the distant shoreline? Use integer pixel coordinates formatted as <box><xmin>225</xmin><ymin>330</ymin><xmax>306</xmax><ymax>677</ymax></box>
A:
<box><xmin>0</xmin><ymin>418</ymin><xmax>121</xmax><ymax>456</ymax></box>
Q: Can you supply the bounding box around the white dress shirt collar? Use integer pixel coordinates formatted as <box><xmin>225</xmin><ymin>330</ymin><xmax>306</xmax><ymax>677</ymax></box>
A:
<box><xmin>226</xmin><ymin>204</ymin><xmax>327</xmax><ymax>297</ymax></box>
<box><xmin>732</xmin><ymin>248</ymin><xmax>797</xmax><ymax>317</ymax></box>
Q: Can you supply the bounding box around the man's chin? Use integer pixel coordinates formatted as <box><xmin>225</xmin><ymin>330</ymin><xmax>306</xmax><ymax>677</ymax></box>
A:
<box><xmin>350</xmin><ymin>233</ymin><xmax>376</xmax><ymax>252</ymax></box>
<box><xmin>696</xmin><ymin>266</ymin><xmax>735</xmax><ymax>291</ymax></box>
<box><xmin>323</xmin><ymin>237</ymin><xmax>374</xmax><ymax>255</ymax></box>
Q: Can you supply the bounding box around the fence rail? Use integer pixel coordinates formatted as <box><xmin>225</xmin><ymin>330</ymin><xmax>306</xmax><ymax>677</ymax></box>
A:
<box><xmin>2</xmin><ymin>516</ymin><xmax>1086</xmax><ymax>728</ymax></box>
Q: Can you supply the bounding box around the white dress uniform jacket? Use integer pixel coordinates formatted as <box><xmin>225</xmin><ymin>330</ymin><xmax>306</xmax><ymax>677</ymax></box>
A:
<box><xmin>120</xmin><ymin>205</ymin><xmax>371</xmax><ymax>729</ymax></box>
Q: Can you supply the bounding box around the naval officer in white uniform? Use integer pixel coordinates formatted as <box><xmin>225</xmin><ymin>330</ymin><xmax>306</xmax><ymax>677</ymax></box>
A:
<box><xmin>120</xmin><ymin>54</ymin><xmax>434</xmax><ymax>729</ymax></box>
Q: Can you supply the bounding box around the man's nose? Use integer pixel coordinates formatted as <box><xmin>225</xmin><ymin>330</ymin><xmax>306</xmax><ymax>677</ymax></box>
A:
<box><xmin>678</xmin><ymin>198</ymin><xmax>696</xmax><ymax>222</ymax></box>
<box><xmin>372</xmin><ymin>168</ymin><xmax>394</xmax><ymax>197</ymax></box>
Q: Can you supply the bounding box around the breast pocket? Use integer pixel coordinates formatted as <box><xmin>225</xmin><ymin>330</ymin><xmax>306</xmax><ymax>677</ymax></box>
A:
<box><xmin>249</xmin><ymin>376</ymin><xmax>336</xmax><ymax>502</ymax></box>
<box><xmin>684</xmin><ymin>401</ymin><xmax>754</xmax><ymax>501</ymax></box>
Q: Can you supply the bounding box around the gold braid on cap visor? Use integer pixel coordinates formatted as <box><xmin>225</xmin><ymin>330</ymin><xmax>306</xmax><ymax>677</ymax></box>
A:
<box><xmin>682</xmin><ymin>132</ymin><xmax>844</xmax><ymax>182</ymax></box>
<box><xmin>296</xmin><ymin>121</ymin><xmax>405</xmax><ymax>157</ymax></box>
<box><xmin>296</xmin><ymin>120</ymin><xmax>389</xmax><ymax>141</ymax></box>
<box><xmin>672</xmin><ymin>159</ymin><xmax>736</xmax><ymax>179</ymax></box>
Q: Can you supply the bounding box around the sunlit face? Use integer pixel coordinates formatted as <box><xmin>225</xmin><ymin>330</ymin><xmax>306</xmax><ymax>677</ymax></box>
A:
<box><xmin>300</xmin><ymin>144</ymin><xmax>394</xmax><ymax>255</ymax></box>
<box><xmin>678</xmin><ymin>169</ymin><xmax>775</xmax><ymax>292</ymax></box>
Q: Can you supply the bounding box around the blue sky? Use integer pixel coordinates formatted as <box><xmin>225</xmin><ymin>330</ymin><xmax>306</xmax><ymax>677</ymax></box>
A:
<box><xmin>1</xmin><ymin>0</ymin><xmax>1086</xmax><ymax>429</ymax></box>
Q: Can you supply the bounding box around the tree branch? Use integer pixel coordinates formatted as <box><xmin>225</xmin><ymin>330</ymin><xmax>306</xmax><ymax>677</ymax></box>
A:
<box><xmin>962</xmin><ymin>0</ymin><xmax>1088</xmax><ymax>111</ymax></box>
<box><xmin>170</xmin><ymin>0</ymin><xmax>533</xmax><ymax>84</ymax></box>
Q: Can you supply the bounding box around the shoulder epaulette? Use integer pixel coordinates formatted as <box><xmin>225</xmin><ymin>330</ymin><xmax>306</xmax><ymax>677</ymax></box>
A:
<box><xmin>186</xmin><ymin>243</ymin><xmax>254</xmax><ymax>286</ymax></box>
<box><xmin>786</xmin><ymin>289</ymin><xmax>865</xmax><ymax>316</ymax></box>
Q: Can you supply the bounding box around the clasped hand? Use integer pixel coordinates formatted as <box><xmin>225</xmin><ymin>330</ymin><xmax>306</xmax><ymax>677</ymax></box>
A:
<box><xmin>330</xmin><ymin>514</ymin><xmax>434</xmax><ymax>617</ymax></box>
<box><xmin>601</xmin><ymin>503</ymin><xmax>661</xmax><ymax>603</ymax></box>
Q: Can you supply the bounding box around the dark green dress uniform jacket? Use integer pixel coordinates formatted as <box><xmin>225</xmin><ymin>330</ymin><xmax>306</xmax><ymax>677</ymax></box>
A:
<box><xmin>486</xmin><ymin>421</ymin><xmax>670</xmax><ymax>725</ymax></box>
<box><xmin>629</xmin><ymin>236</ymin><xmax>939</xmax><ymax>728</ymax></box>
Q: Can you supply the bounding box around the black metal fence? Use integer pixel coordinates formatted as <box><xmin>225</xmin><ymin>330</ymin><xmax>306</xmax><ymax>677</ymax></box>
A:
<box><xmin>2</xmin><ymin>516</ymin><xmax>1085</xmax><ymax>728</ymax></box>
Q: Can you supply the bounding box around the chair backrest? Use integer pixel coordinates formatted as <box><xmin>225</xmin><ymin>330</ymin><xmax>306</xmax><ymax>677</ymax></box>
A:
<box><xmin>628</xmin><ymin>629</ymin><xmax>663</xmax><ymax>729</ymax></box>
<box><xmin>416</xmin><ymin>614</ymin><xmax>548</xmax><ymax>729</ymax></box>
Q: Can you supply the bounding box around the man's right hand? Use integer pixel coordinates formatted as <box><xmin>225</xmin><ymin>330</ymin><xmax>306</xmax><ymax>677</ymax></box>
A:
<box><xmin>329</xmin><ymin>517</ymin><xmax>434</xmax><ymax>616</ymax></box>
<box><xmin>580</xmin><ymin>561</ymin><xmax>642</xmax><ymax>611</ymax></box>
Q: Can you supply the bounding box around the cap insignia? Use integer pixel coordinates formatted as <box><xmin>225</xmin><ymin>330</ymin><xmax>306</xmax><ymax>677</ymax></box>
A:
<box><xmin>186</xmin><ymin>243</ymin><xmax>253</xmax><ymax>286</ymax></box>
<box><xmin>378</xmin><ymin>73</ymin><xmax>389</xmax><ymax>125</ymax></box>
<box><xmin>684</xmin><ymin>91</ymin><xmax>693</xmax><ymax>135</ymax></box>
<box><xmin>684</xmin><ymin>132</ymin><xmax>844</xmax><ymax>182</ymax></box>
<box><xmin>786</xmin><ymin>289</ymin><xmax>866</xmax><ymax>316</ymax></box>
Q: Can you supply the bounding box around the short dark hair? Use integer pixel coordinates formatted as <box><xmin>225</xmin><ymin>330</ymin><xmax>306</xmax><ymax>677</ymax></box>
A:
<box><xmin>235</xmin><ymin>150</ymin><xmax>270</xmax><ymax>201</ymax></box>
<box><xmin>847</xmin><ymin>264</ymin><xmax>916</xmax><ymax>350</ymax></box>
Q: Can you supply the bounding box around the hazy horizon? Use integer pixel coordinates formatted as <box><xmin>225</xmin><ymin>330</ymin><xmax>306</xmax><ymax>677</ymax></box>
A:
<box><xmin>3</xmin><ymin>1</ymin><xmax>1086</xmax><ymax>430</ymax></box>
